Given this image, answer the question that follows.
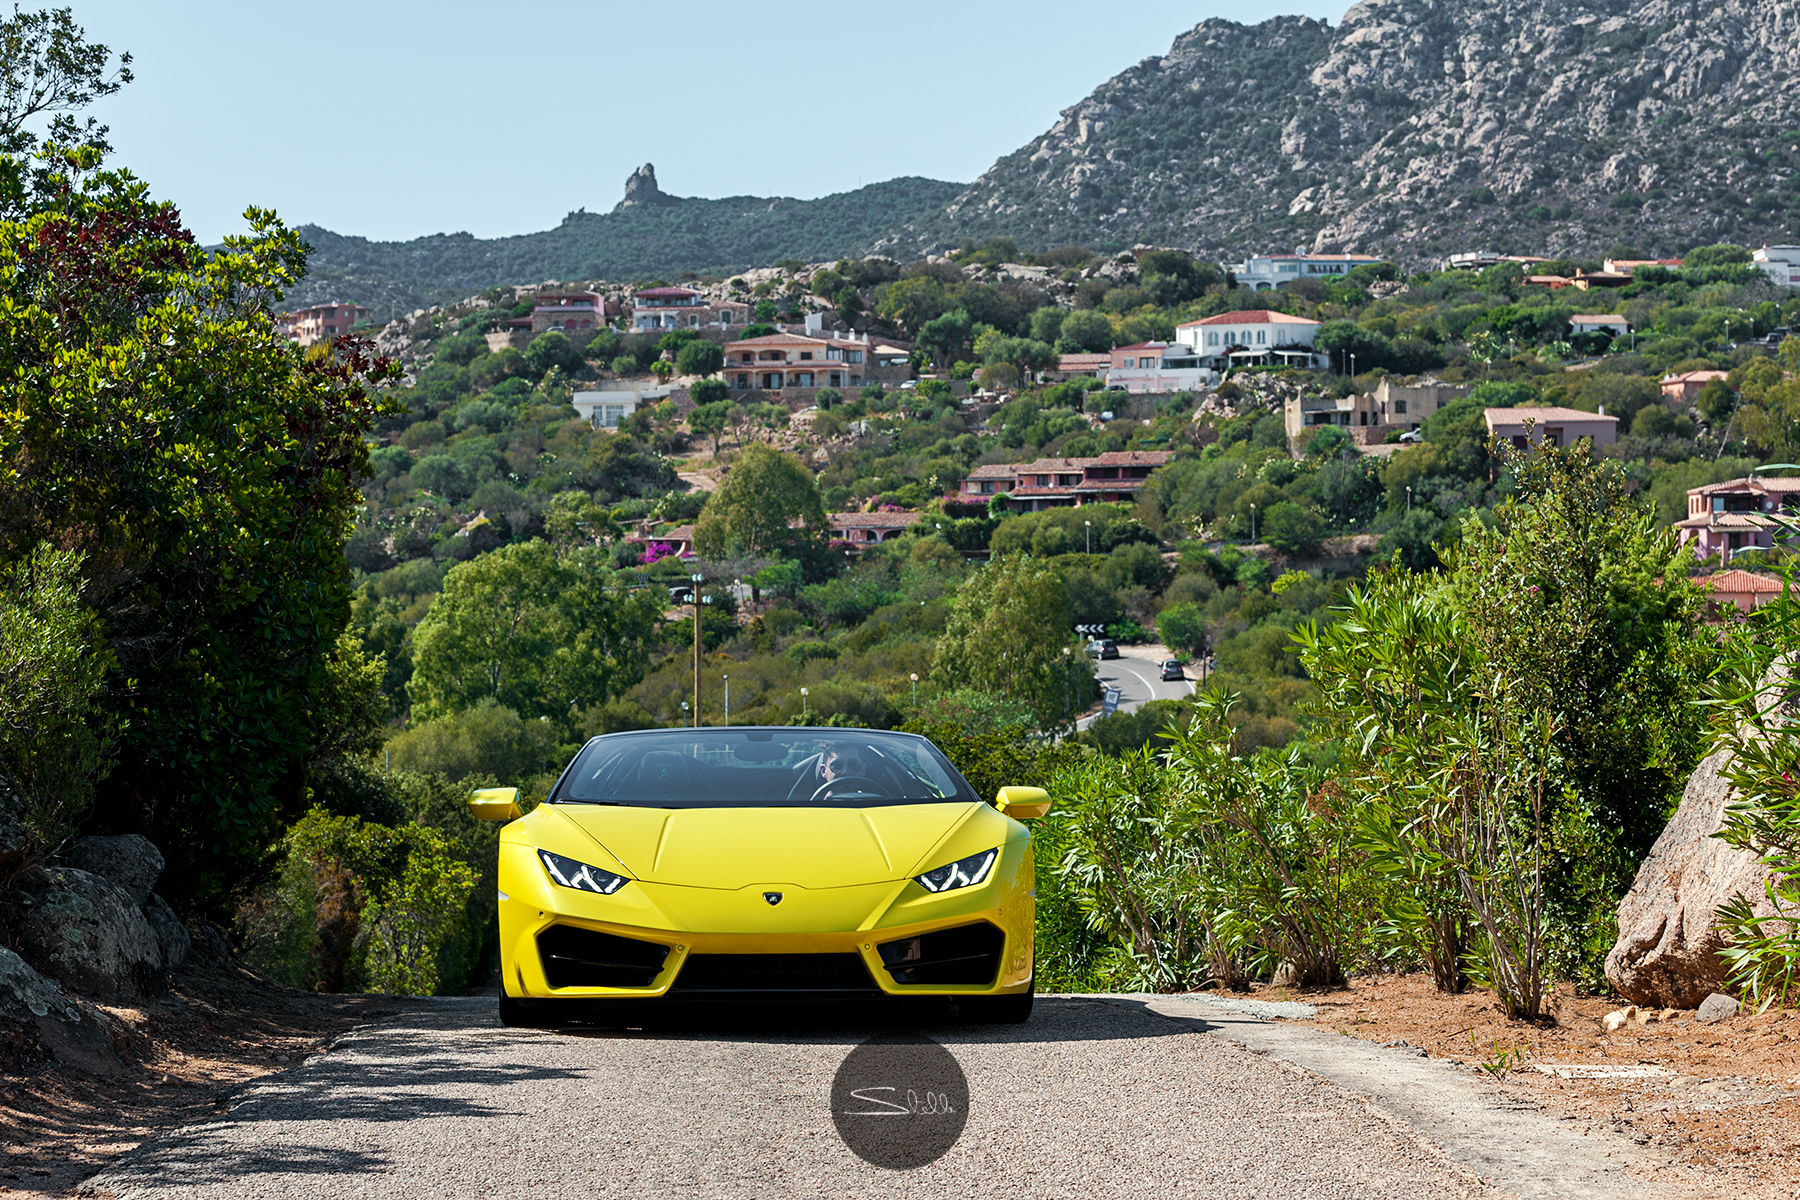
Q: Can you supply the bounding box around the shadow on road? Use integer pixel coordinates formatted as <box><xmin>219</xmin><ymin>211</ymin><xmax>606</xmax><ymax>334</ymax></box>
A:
<box><xmin>538</xmin><ymin>995</ymin><xmax>1211</xmax><ymax>1046</ymax></box>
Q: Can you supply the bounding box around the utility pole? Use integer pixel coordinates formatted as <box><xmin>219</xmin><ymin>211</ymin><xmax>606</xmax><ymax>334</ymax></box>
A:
<box><xmin>691</xmin><ymin>572</ymin><xmax>704</xmax><ymax>727</ymax></box>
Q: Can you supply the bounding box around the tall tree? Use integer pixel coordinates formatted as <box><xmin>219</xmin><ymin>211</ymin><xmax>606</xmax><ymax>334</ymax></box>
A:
<box><xmin>692</xmin><ymin>444</ymin><xmax>827</xmax><ymax>559</ymax></box>
<box><xmin>409</xmin><ymin>541</ymin><xmax>660</xmax><ymax>726</ymax></box>
<box><xmin>932</xmin><ymin>554</ymin><xmax>1094</xmax><ymax>728</ymax></box>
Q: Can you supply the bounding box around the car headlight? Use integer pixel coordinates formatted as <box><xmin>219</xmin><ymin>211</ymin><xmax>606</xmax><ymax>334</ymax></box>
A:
<box><xmin>539</xmin><ymin>850</ymin><xmax>629</xmax><ymax>895</ymax></box>
<box><xmin>914</xmin><ymin>848</ymin><xmax>998</xmax><ymax>894</ymax></box>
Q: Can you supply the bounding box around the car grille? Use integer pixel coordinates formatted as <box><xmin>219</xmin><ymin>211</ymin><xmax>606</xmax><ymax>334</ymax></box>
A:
<box><xmin>668</xmin><ymin>953</ymin><xmax>881</xmax><ymax>997</ymax></box>
<box><xmin>537</xmin><ymin>925</ymin><xmax>669</xmax><ymax>989</ymax></box>
<box><xmin>877</xmin><ymin>922</ymin><xmax>1006</xmax><ymax>986</ymax></box>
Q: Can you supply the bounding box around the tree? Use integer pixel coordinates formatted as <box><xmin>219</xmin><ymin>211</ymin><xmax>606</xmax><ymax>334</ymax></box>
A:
<box><xmin>916</xmin><ymin>307</ymin><xmax>973</xmax><ymax>366</ymax></box>
<box><xmin>688</xmin><ymin>377</ymin><xmax>729</xmax><ymax>407</ymax></box>
<box><xmin>676</xmin><ymin>339</ymin><xmax>724</xmax><ymax>377</ymax></box>
<box><xmin>693</xmin><ymin>444</ymin><xmax>828</xmax><ymax>558</ymax></box>
<box><xmin>524</xmin><ymin>330</ymin><xmax>582</xmax><ymax>377</ymax></box>
<box><xmin>1259</xmin><ymin>501</ymin><xmax>1324</xmax><ymax>555</ymax></box>
<box><xmin>990</xmin><ymin>336</ymin><xmax>1058</xmax><ymax>382</ymax></box>
<box><xmin>0</xmin><ymin>6</ymin><xmax>132</xmax><ymax>156</ymax></box>
<box><xmin>688</xmin><ymin>400</ymin><xmax>730</xmax><ymax>454</ymax></box>
<box><xmin>0</xmin><ymin>142</ymin><xmax>400</xmax><ymax>906</ymax></box>
<box><xmin>932</xmin><ymin>554</ymin><xmax>1093</xmax><ymax>729</ymax></box>
<box><xmin>1058</xmin><ymin>309</ymin><xmax>1113</xmax><ymax>353</ymax></box>
<box><xmin>650</xmin><ymin>359</ymin><xmax>675</xmax><ymax>383</ymax></box>
<box><xmin>1155</xmin><ymin>600</ymin><xmax>1207</xmax><ymax>657</ymax></box>
<box><xmin>1138</xmin><ymin>250</ymin><xmax>1222</xmax><ymax>307</ymax></box>
<box><xmin>408</xmin><ymin>540</ymin><xmax>659</xmax><ymax>727</ymax></box>
<box><xmin>610</xmin><ymin>355</ymin><xmax>639</xmax><ymax>377</ymax></box>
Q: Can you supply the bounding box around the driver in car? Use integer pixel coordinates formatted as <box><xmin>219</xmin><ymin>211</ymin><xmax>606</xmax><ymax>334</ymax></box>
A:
<box><xmin>814</xmin><ymin>743</ymin><xmax>875</xmax><ymax>799</ymax></box>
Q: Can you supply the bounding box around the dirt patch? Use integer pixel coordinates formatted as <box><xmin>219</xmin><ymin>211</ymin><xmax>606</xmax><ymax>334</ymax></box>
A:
<box><xmin>0</xmin><ymin>951</ymin><xmax>405</xmax><ymax>1197</ymax></box>
<box><xmin>1261</xmin><ymin>973</ymin><xmax>1800</xmax><ymax>1196</ymax></box>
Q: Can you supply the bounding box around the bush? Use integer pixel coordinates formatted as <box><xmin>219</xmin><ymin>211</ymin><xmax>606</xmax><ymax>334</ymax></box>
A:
<box><xmin>383</xmin><ymin>699</ymin><xmax>563</xmax><ymax>784</ymax></box>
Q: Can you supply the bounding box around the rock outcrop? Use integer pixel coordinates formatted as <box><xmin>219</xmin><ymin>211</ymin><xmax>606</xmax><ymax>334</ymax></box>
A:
<box><xmin>1604</xmin><ymin>749</ymin><xmax>1777</xmax><ymax>1008</ymax></box>
<box><xmin>888</xmin><ymin>0</ymin><xmax>1800</xmax><ymax>264</ymax></box>
<box><xmin>67</xmin><ymin>834</ymin><xmax>164</xmax><ymax>906</ymax></box>
<box><xmin>0</xmin><ymin>947</ymin><xmax>121</xmax><ymax>1074</ymax></box>
<box><xmin>15</xmin><ymin>867</ymin><xmax>164</xmax><ymax>997</ymax></box>
<box><xmin>614</xmin><ymin>163</ymin><xmax>675</xmax><ymax>212</ymax></box>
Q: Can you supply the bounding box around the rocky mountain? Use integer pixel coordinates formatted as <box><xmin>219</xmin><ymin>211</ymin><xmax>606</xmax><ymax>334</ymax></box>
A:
<box><xmin>286</xmin><ymin>167</ymin><xmax>964</xmax><ymax>316</ymax></box>
<box><xmin>885</xmin><ymin>0</ymin><xmax>1800</xmax><ymax>264</ymax></box>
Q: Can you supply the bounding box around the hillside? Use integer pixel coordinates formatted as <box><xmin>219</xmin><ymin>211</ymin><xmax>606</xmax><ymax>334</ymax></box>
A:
<box><xmin>286</xmin><ymin>169</ymin><xmax>964</xmax><ymax>315</ymax></box>
<box><xmin>882</xmin><ymin>0</ymin><xmax>1800</xmax><ymax>264</ymax></box>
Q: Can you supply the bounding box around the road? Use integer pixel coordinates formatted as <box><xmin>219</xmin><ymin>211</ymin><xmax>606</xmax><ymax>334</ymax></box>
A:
<box><xmin>84</xmin><ymin>995</ymin><xmax>1498</xmax><ymax>1200</ymax></box>
<box><xmin>1078</xmin><ymin>645</ymin><xmax>1196</xmax><ymax>730</ymax></box>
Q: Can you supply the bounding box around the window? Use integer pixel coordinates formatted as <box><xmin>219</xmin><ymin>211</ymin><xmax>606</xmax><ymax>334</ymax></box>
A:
<box><xmin>799</xmin><ymin>352</ymin><xmax>814</xmax><ymax>361</ymax></box>
<box><xmin>1122</xmin><ymin>358</ymin><xmax>1136</xmax><ymax>368</ymax></box>
<box><xmin>1359</xmin><ymin>412</ymin><xmax>1368</xmax><ymax>426</ymax></box>
<box><xmin>795</xmin><ymin>373</ymin><xmax>814</xmax><ymax>387</ymax></box>
<box><xmin>1394</xmin><ymin>399</ymin><xmax>1407</xmax><ymax>414</ymax></box>
<box><xmin>979</xmin><ymin>482</ymin><xmax>994</xmax><ymax>494</ymax></box>
<box><xmin>850</xmin><ymin>375</ymin><xmax>862</xmax><ymax>386</ymax></box>
<box><xmin>736</xmin><ymin>374</ymin><xmax>749</xmax><ymax>388</ymax></box>
<box><xmin>847</xmin><ymin>350</ymin><xmax>862</xmax><ymax>363</ymax></box>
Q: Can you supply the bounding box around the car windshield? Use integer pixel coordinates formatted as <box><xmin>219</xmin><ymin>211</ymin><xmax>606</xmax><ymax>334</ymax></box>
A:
<box><xmin>552</xmin><ymin>728</ymin><xmax>980</xmax><ymax>809</ymax></box>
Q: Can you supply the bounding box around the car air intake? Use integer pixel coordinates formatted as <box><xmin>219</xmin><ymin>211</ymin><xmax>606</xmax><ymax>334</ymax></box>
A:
<box><xmin>669</xmin><ymin>953</ymin><xmax>880</xmax><ymax>996</ymax></box>
<box><xmin>537</xmin><ymin>925</ymin><xmax>669</xmax><ymax>989</ymax></box>
<box><xmin>877</xmin><ymin>922</ymin><xmax>1006</xmax><ymax>986</ymax></box>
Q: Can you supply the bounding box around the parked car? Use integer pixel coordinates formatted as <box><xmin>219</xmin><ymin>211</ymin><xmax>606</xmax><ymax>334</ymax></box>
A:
<box><xmin>1159</xmin><ymin>659</ymin><xmax>1185</xmax><ymax>681</ymax></box>
<box><xmin>1094</xmin><ymin>638</ymin><xmax>1120</xmax><ymax>660</ymax></box>
<box><xmin>470</xmin><ymin>728</ymin><xmax>1047</xmax><ymax>1027</ymax></box>
<box><xmin>1396</xmin><ymin>429</ymin><xmax>1423</xmax><ymax>444</ymax></box>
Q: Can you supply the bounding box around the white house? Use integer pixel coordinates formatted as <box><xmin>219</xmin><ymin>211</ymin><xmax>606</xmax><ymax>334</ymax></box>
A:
<box><xmin>1229</xmin><ymin>253</ymin><xmax>1385</xmax><ymax>291</ymax></box>
<box><xmin>1105</xmin><ymin>342</ymin><xmax>1214</xmax><ymax>393</ymax></box>
<box><xmin>1753</xmin><ymin>246</ymin><xmax>1800</xmax><ymax>288</ymax></box>
<box><xmin>571</xmin><ymin>382</ymin><xmax>679</xmax><ymax>428</ymax></box>
<box><xmin>1569</xmin><ymin>314</ymin><xmax>1630</xmax><ymax>337</ymax></box>
<box><xmin>1177</xmin><ymin>310</ymin><xmax>1324</xmax><ymax>368</ymax></box>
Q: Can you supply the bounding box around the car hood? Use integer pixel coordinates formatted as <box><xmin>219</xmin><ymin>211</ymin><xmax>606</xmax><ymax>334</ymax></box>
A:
<box><xmin>547</xmin><ymin>802</ymin><xmax>987</xmax><ymax>890</ymax></box>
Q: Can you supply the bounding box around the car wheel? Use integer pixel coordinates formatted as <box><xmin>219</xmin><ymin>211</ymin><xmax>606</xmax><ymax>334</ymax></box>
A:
<box><xmin>499</xmin><ymin>996</ymin><xmax>564</xmax><ymax>1029</ymax></box>
<box><xmin>959</xmin><ymin>986</ymin><xmax>1034</xmax><ymax>1025</ymax></box>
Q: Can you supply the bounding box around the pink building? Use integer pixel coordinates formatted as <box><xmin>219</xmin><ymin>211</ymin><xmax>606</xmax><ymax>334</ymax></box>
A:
<box><xmin>1660</xmin><ymin>370</ymin><xmax>1729</xmax><ymax>404</ymax></box>
<box><xmin>1677</xmin><ymin>475</ymin><xmax>1800</xmax><ymax>562</ymax></box>
<box><xmin>957</xmin><ymin>451</ymin><xmax>1173</xmax><ymax>511</ymax></box>
<box><xmin>628</xmin><ymin>287</ymin><xmax>749</xmax><ymax>333</ymax></box>
<box><xmin>277</xmin><ymin>302</ymin><xmax>371</xmax><ymax>347</ymax></box>
<box><xmin>1697</xmin><ymin>569</ymin><xmax>1784</xmax><ymax>613</ymax></box>
<box><xmin>829</xmin><ymin>511</ymin><xmax>922</xmax><ymax>547</ymax></box>
<box><xmin>1482</xmin><ymin>406</ymin><xmax>1618</xmax><ymax>449</ymax></box>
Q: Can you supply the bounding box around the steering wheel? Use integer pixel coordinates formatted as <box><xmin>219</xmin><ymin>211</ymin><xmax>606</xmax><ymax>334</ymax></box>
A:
<box><xmin>806</xmin><ymin>776</ymin><xmax>885</xmax><ymax>804</ymax></box>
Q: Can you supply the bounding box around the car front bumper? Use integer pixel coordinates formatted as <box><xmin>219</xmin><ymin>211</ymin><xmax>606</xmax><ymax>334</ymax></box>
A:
<box><xmin>496</xmin><ymin>838</ymin><xmax>1035</xmax><ymax>1001</ymax></box>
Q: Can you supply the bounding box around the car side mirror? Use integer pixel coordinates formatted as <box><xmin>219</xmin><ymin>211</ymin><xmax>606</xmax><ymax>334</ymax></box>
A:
<box><xmin>468</xmin><ymin>787</ymin><xmax>523</xmax><ymax>822</ymax></box>
<box><xmin>995</xmin><ymin>786</ymin><xmax>1051</xmax><ymax>820</ymax></box>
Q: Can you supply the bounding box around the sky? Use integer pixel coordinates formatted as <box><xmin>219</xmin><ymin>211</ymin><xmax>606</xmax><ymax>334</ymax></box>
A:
<box><xmin>68</xmin><ymin>1</ymin><xmax>1342</xmax><ymax>245</ymax></box>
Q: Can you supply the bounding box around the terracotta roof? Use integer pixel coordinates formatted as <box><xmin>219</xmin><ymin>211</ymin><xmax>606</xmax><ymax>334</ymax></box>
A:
<box><xmin>1685</xmin><ymin>513</ymin><xmax>1776</xmax><ymax>529</ymax></box>
<box><xmin>1662</xmin><ymin>370</ymin><xmax>1729</xmax><ymax>384</ymax></box>
<box><xmin>1092</xmin><ymin>451</ymin><xmax>1174</xmax><ymax>466</ymax></box>
<box><xmin>1113</xmin><ymin>342</ymin><xmax>1174</xmax><ymax>352</ymax></box>
<box><xmin>1483</xmin><ymin>406</ymin><xmax>1619</xmax><ymax>426</ymax></box>
<box><xmin>634</xmin><ymin>287</ymin><xmax>700</xmax><ymax>298</ymax></box>
<box><xmin>1699</xmin><ymin>569</ymin><xmax>1784</xmax><ymax>594</ymax></box>
<box><xmin>1058</xmin><ymin>353</ymin><xmax>1112</xmax><ymax>369</ymax></box>
<box><xmin>1013</xmin><ymin>457</ymin><xmax>1091</xmax><ymax>473</ymax></box>
<box><xmin>1693</xmin><ymin>476</ymin><xmax>1800</xmax><ymax>494</ymax></box>
<box><xmin>1180</xmin><ymin>310</ymin><xmax>1323</xmax><ymax>327</ymax></box>
<box><xmin>1571</xmin><ymin>314</ymin><xmax>1630</xmax><ymax>325</ymax></box>
<box><xmin>829</xmin><ymin>511</ymin><xmax>922</xmax><ymax>528</ymax></box>
<box><xmin>965</xmin><ymin>464</ymin><xmax>1019</xmax><ymax>479</ymax></box>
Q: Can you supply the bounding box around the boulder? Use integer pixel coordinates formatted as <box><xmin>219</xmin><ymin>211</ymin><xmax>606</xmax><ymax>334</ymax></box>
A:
<box><xmin>66</xmin><ymin>834</ymin><xmax>164</xmax><ymax>906</ymax></box>
<box><xmin>1604</xmin><ymin>749</ymin><xmax>1778</xmax><ymax>1008</ymax></box>
<box><xmin>1697</xmin><ymin>992</ymin><xmax>1741</xmax><ymax>1022</ymax></box>
<box><xmin>141</xmin><ymin>893</ymin><xmax>191</xmax><ymax>969</ymax></box>
<box><xmin>0</xmin><ymin>947</ymin><xmax>121</xmax><ymax>1074</ymax></box>
<box><xmin>15</xmin><ymin>866</ymin><xmax>164</xmax><ymax>997</ymax></box>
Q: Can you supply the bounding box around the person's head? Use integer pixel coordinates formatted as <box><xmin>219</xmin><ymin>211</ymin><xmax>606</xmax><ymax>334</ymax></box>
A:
<box><xmin>822</xmin><ymin>744</ymin><xmax>867</xmax><ymax>780</ymax></box>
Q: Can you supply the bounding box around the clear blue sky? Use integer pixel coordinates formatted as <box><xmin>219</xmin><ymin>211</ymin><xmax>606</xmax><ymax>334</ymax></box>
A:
<box><xmin>70</xmin><ymin>1</ymin><xmax>1341</xmax><ymax>244</ymax></box>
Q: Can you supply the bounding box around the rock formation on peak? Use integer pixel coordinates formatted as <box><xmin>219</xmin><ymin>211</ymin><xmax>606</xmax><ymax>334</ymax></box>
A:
<box><xmin>615</xmin><ymin>163</ymin><xmax>675</xmax><ymax>212</ymax></box>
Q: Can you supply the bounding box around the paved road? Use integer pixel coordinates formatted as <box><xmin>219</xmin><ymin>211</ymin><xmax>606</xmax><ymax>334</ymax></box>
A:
<box><xmin>85</xmin><ymin>996</ymin><xmax>1493</xmax><ymax>1200</ymax></box>
<box><xmin>1078</xmin><ymin>646</ymin><xmax>1196</xmax><ymax>730</ymax></box>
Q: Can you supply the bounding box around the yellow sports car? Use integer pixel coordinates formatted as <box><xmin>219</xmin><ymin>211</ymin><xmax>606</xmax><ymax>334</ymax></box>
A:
<box><xmin>468</xmin><ymin>727</ymin><xmax>1049</xmax><ymax>1027</ymax></box>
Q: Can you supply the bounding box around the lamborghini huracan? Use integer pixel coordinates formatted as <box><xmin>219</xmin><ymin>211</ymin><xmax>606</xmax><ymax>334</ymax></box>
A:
<box><xmin>468</xmin><ymin>727</ymin><xmax>1050</xmax><ymax>1026</ymax></box>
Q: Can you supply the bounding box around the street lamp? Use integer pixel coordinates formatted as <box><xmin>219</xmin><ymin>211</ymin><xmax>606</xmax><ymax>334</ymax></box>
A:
<box><xmin>723</xmin><ymin>674</ymin><xmax>730</xmax><ymax>724</ymax></box>
<box><xmin>800</xmin><ymin>686</ymin><xmax>809</xmax><ymax>716</ymax></box>
<box><xmin>1084</xmin><ymin>519</ymin><xmax>1091</xmax><ymax>554</ymax></box>
<box><xmin>691</xmin><ymin>572</ymin><xmax>705</xmax><ymax>728</ymax></box>
<box><xmin>910</xmin><ymin>672</ymin><xmax>919</xmax><ymax>707</ymax></box>
<box><xmin>1406</xmin><ymin>486</ymin><xmax>1412</xmax><ymax>512</ymax></box>
<box><xmin>1250</xmin><ymin>502</ymin><xmax>1257</xmax><ymax>544</ymax></box>
<box><xmin>680</xmin><ymin>700</ymin><xmax>689</xmax><ymax>726</ymax></box>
